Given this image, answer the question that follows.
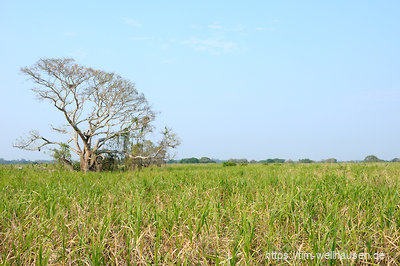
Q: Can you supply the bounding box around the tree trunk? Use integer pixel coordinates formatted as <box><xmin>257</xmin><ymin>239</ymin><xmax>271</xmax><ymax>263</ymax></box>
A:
<box><xmin>95</xmin><ymin>161</ymin><xmax>102</xmax><ymax>172</ymax></box>
<box><xmin>80</xmin><ymin>155</ymin><xmax>90</xmax><ymax>172</ymax></box>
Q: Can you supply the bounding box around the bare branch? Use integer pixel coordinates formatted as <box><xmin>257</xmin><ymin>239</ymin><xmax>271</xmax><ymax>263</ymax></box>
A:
<box><xmin>14</xmin><ymin>130</ymin><xmax>66</xmax><ymax>152</ymax></box>
<box><xmin>17</xmin><ymin>58</ymin><xmax>179</xmax><ymax>172</ymax></box>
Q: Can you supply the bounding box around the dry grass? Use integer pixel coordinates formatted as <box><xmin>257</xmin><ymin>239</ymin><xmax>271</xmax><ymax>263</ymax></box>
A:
<box><xmin>1</xmin><ymin>163</ymin><xmax>400</xmax><ymax>265</ymax></box>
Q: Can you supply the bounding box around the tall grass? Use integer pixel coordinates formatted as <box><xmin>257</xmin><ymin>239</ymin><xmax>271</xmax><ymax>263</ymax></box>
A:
<box><xmin>0</xmin><ymin>163</ymin><xmax>399</xmax><ymax>264</ymax></box>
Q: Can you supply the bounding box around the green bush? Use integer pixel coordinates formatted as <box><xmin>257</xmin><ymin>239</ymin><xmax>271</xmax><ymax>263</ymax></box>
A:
<box><xmin>223</xmin><ymin>161</ymin><xmax>237</xmax><ymax>167</ymax></box>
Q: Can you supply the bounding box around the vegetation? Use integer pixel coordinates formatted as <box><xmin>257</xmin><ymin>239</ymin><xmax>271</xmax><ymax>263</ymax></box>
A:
<box><xmin>0</xmin><ymin>158</ymin><xmax>53</xmax><ymax>165</ymax></box>
<box><xmin>222</xmin><ymin>161</ymin><xmax>237</xmax><ymax>167</ymax></box>
<box><xmin>4</xmin><ymin>155</ymin><xmax>400</xmax><ymax>167</ymax></box>
<box><xmin>199</xmin><ymin>157</ymin><xmax>216</xmax><ymax>163</ymax></box>
<box><xmin>298</xmin><ymin>158</ymin><xmax>314</xmax><ymax>163</ymax></box>
<box><xmin>179</xmin><ymin>157</ymin><xmax>200</xmax><ymax>164</ymax></box>
<box><xmin>14</xmin><ymin>58</ymin><xmax>179</xmax><ymax>172</ymax></box>
<box><xmin>1</xmin><ymin>163</ymin><xmax>399</xmax><ymax>264</ymax></box>
<box><xmin>364</xmin><ymin>155</ymin><xmax>384</xmax><ymax>163</ymax></box>
<box><xmin>228</xmin><ymin>158</ymin><xmax>248</xmax><ymax>164</ymax></box>
<box><xmin>322</xmin><ymin>158</ymin><xmax>337</xmax><ymax>163</ymax></box>
<box><xmin>51</xmin><ymin>143</ymin><xmax>73</xmax><ymax>171</ymax></box>
<box><xmin>259</xmin><ymin>158</ymin><xmax>285</xmax><ymax>164</ymax></box>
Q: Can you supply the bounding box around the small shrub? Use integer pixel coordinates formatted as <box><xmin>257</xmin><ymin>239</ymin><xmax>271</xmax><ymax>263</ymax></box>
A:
<box><xmin>223</xmin><ymin>161</ymin><xmax>237</xmax><ymax>167</ymax></box>
<box><xmin>73</xmin><ymin>161</ymin><xmax>80</xmax><ymax>171</ymax></box>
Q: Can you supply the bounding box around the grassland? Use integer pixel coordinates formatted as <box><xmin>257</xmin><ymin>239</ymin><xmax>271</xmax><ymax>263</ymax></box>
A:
<box><xmin>1</xmin><ymin>163</ymin><xmax>400</xmax><ymax>265</ymax></box>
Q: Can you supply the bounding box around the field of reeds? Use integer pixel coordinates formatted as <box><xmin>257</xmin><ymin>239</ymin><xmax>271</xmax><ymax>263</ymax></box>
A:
<box><xmin>1</xmin><ymin>163</ymin><xmax>400</xmax><ymax>265</ymax></box>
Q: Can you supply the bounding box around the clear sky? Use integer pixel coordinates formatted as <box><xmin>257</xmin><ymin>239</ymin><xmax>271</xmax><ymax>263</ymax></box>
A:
<box><xmin>1</xmin><ymin>1</ymin><xmax>400</xmax><ymax>161</ymax></box>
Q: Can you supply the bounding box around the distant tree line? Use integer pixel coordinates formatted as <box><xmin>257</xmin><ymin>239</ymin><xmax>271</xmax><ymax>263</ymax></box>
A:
<box><xmin>168</xmin><ymin>157</ymin><xmax>217</xmax><ymax>164</ymax></box>
<box><xmin>3</xmin><ymin>155</ymin><xmax>399</xmax><ymax>165</ymax></box>
<box><xmin>0</xmin><ymin>158</ymin><xmax>53</xmax><ymax>165</ymax></box>
<box><xmin>259</xmin><ymin>158</ymin><xmax>285</xmax><ymax>164</ymax></box>
<box><xmin>167</xmin><ymin>155</ymin><xmax>400</xmax><ymax>164</ymax></box>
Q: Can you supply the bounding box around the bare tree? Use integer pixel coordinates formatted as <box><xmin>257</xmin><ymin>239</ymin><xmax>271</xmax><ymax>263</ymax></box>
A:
<box><xmin>15</xmin><ymin>58</ymin><xmax>179</xmax><ymax>172</ymax></box>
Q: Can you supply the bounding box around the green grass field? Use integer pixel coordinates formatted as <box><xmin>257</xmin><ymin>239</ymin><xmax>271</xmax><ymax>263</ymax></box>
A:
<box><xmin>1</xmin><ymin>163</ymin><xmax>400</xmax><ymax>265</ymax></box>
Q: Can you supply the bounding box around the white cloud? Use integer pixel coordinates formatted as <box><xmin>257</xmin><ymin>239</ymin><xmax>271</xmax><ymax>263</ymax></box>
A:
<box><xmin>122</xmin><ymin>17</ymin><xmax>142</xmax><ymax>27</ymax></box>
<box><xmin>182</xmin><ymin>37</ymin><xmax>238</xmax><ymax>55</ymax></box>
<box><xmin>208</xmin><ymin>23</ymin><xmax>246</xmax><ymax>32</ymax></box>
<box><xmin>255</xmin><ymin>27</ymin><xmax>275</xmax><ymax>31</ymax></box>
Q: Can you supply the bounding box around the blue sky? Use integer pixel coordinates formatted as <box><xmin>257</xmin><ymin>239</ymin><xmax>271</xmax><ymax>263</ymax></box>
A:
<box><xmin>1</xmin><ymin>1</ymin><xmax>400</xmax><ymax>161</ymax></box>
